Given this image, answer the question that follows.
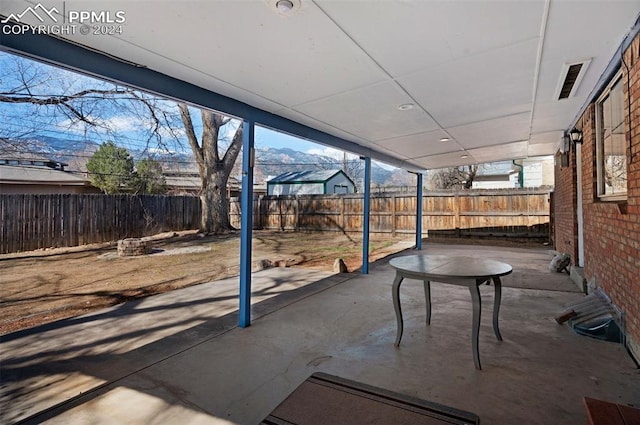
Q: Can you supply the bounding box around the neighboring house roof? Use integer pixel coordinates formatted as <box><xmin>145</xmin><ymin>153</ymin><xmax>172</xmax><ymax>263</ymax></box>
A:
<box><xmin>476</xmin><ymin>161</ymin><xmax>518</xmax><ymax>178</ymax></box>
<box><xmin>0</xmin><ymin>157</ymin><xmax>68</xmax><ymax>170</ymax></box>
<box><xmin>267</xmin><ymin>169</ymin><xmax>354</xmax><ymax>185</ymax></box>
<box><xmin>163</xmin><ymin>174</ymin><xmax>267</xmax><ymax>194</ymax></box>
<box><xmin>164</xmin><ymin>173</ymin><xmax>201</xmax><ymax>191</ymax></box>
<box><xmin>0</xmin><ymin>164</ymin><xmax>89</xmax><ymax>186</ymax></box>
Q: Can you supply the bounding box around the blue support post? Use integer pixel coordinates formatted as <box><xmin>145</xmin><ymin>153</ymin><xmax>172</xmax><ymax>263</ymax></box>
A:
<box><xmin>416</xmin><ymin>172</ymin><xmax>423</xmax><ymax>250</ymax></box>
<box><xmin>239</xmin><ymin>120</ymin><xmax>255</xmax><ymax>328</ymax></box>
<box><xmin>362</xmin><ymin>157</ymin><xmax>371</xmax><ymax>274</ymax></box>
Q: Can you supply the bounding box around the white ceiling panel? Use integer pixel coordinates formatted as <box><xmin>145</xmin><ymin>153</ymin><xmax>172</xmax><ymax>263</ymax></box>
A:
<box><xmin>373</xmin><ymin>130</ymin><xmax>462</xmax><ymax>158</ymax></box>
<box><xmin>412</xmin><ymin>151</ymin><xmax>477</xmax><ymax>169</ymax></box>
<box><xmin>447</xmin><ymin>113</ymin><xmax>531</xmax><ymax>150</ymax></box>
<box><xmin>398</xmin><ymin>39</ymin><xmax>538</xmax><ymax>128</ymax></box>
<box><xmin>294</xmin><ymin>81</ymin><xmax>438</xmax><ymax>141</ymax></box>
<box><xmin>270</xmin><ymin>108</ymin><xmax>368</xmax><ymax>150</ymax></box>
<box><xmin>538</xmin><ymin>0</ymin><xmax>639</xmax><ymax>65</ymax></box>
<box><xmin>528</xmin><ymin>142</ymin><xmax>558</xmax><ymax>157</ymax></box>
<box><xmin>468</xmin><ymin>141</ymin><xmax>529</xmax><ymax>163</ymax></box>
<box><xmin>368</xmin><ymin>144</ymin><xmax>410</xmax><ymax>162</ymax></box>
<box><xmin>529</xmin><ymin>131</ymin><xmax>564</xmax><ymax>146</ymax></box>
<box><xmin>316</xmin><ymin>0</ymin><xmax>544</xmax><ymax>77</ymax></box>
<box><xmin>530</xmin><ymin>98</ymin><xmax>585</xmax><ymax>134</ymax></box>
<box><xmin>67</xmin><ymin>0</ymin><xmax>387</xmax><ymax>107</ymax></box>
<box><xmin>529</xmin><ymin>1</ymin><xmax>640</xmax><ymax>136</ymax></box>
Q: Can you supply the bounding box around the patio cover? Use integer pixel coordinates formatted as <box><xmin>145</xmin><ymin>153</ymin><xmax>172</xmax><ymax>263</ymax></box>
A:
<box><xmin>1</xmin><ymin>0</ymin><xmax>639</xmax><ymax>169</ymax></box>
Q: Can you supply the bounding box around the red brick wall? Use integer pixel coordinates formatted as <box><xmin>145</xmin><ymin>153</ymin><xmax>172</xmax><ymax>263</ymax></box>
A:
<box><xmin>553</xmin><ymin>146</ymin><xmax>579</xmax><ymax>265</ymax></box>
<box><xmin>573</xmin><ymin>35</ymin><xmax>640</xmax><ymax>360</ymax></box>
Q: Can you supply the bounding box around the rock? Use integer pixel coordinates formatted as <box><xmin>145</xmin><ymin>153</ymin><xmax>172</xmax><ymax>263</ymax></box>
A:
<box><xmin>258</xmin><ymin>259</ymin><xmax>273</xmax><ymax>269</ymax></box>
<box><xmin>333</xmin><ymin>258</ymin><xmax>348</xmax><ymax>273</ymax></box>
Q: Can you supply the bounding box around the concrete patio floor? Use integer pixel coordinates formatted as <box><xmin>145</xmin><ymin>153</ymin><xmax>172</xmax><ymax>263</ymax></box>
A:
<box><xmin>1</xmin><ymin>242</ymin><xmax>638</xmax><ymax>424</ymax></box>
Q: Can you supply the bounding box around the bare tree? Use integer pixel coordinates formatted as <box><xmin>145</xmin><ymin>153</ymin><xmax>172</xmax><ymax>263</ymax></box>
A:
<box><xmin>387</xmin><ymin>169</ymin><xmax>417</xmax><ymax>188</ymax></box>
<box><xmin>0</xmin><ymin>52</ymin><xmax>242</xmax><ymax>233</ymax></box>
<box><xmin>178</xmin><ymin>105</ymin><xmax>242</xmax><ymax>232</ymax></box>
<box><xmin>428</xmin><ymin>165</ymin><xmax>479</xmax><ymax>190</ymax></box>
<box><xmin>604</xmin><ymin>155</ymin><xmax>627</xmax><ymax>194</ymax></box>
<box><xmin>0</xmin><ymin>54</ymin><xmax>166</xmax><ymax>148</ymax></box>
<box><xmin>316</xmin><ymin>150</ymin><xmax>363</xmax><ymax>189</ymax></box>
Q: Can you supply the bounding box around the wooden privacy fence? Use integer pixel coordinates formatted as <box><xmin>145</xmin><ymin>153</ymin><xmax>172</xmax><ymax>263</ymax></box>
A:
<box><xmin>1</xmin><ymin>194</ymin><xmax>201</xmax><ymax>254</ymax></box>
<box><xmin>2</xmin><ymin>189</ymin><xmax>550</xmax><ymax>254</ymax></box>
<box><xmin>230</xmin><ymin>188</ymin><xmax>550</xmax><ymax>239</ymax></box>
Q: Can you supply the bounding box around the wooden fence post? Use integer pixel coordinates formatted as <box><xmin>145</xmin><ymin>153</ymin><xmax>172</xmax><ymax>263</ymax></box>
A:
<box><xmin>391</xmin><ymin>194</ymin><xmax>397</xmax><ymax>237</ymax></box>
<box><xmin>340</xmin><ymin>196</ymin><xmax>345</xmax><ymax>231</ymax></box>
<box><xmin>454</xmin><ymin>193</ymin><xmax>460</xmax><ymax>237</ymax></box>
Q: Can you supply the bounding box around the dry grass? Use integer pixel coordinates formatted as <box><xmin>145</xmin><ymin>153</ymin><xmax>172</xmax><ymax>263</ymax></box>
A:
<box><xmin>0</xmin><ymin>230</ymin><xmax>410</xmax><ymax>335</ymax></box>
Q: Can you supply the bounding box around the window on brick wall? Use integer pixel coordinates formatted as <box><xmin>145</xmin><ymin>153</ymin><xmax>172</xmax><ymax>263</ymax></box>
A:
<box><xmin>596</xmin><ymin>72</ymin><xmax>627</xmax><ymax>199</ymax></box>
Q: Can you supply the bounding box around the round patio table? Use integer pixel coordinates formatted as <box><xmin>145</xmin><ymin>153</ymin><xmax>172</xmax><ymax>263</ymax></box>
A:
<box><xmin>389</xmin><ymin>254</ymin><xmax>512</xmax><ymax>370</ymax></box>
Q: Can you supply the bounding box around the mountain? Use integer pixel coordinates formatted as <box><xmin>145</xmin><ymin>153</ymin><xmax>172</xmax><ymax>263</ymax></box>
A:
<box><xmin>4</xmin><ymin>137</ymin><xmax>398</xmax><ymax>186</ymax></box>
<box><xmin>33</xmin><ymin>135</ymin><xmax>99</xmax><ymax>154</ymax></box>
<box><xmin>5</xmin><ymin>136</ymin><xmax>99</xmax><ymax>160</ymax></box>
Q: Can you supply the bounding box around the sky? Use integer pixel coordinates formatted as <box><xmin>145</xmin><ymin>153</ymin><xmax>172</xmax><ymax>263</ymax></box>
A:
<box><xmin>255</xmin><ymin>127</ymin><xmax>317</xmax><ymax>152</ymax></box>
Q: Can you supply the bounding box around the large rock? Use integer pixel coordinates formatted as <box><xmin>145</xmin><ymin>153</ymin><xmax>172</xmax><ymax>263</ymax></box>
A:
<box><xmin>333</xmin><ymin>258</ymin><xmax>348</xmax><ymax>273</ymax></box>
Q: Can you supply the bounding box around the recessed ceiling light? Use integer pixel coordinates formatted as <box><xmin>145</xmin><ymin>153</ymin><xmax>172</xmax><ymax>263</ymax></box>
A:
<box><xmin>270</xmin><ymin>0</ymin><xmax>300</xmax><ymax>15</ymax></box>
<box><xmin>398</xmin><ymin>103</ymin><xmax>414</xmax><ymax>111</ymax></box>
<box><xmin>439</xmin><ymin>137</ymin><xmax>450</xmax><ymax>142</ymax></box>
<box><xmin>460</xmin><ymin>154</ymin><xmax>469</xmax><ymax>159</ymax></box>
<box><xmin>276</xmin><ymin>0</ymin><xmax>294</xmax><ymax>12</ymax></box>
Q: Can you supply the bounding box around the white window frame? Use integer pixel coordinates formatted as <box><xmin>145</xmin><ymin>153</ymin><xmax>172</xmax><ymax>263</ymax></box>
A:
<box><xmin>595</xmin><ymin>71</ymin><xmax>627</xmax><ymax>201</ymax></box>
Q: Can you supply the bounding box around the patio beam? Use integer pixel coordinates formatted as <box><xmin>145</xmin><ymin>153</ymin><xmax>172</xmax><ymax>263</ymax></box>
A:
<box><xmin>239</xmin><ymin>120</ymin><xmax>255</xmax><ymax>328</ymax></box>
<box><xmin>416</xmin><ymin>172</ymin><xmax>423</xmax><ymax>250</ymax></box>
<box><xmin>0</xmin><ymin>23</ymin><xmax>423</xmax><ymax>172</ymax></box>
<box><xmin>362</xmin><ymin>157</ymin><xmax>371</xmax><ymax>274</ymax></box>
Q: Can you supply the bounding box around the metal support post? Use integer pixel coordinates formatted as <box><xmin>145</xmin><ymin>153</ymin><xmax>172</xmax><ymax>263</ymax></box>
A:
<box><xmin>416</xmin><ymin>172</ymin><xmax>423</xmax><ymax>250</ymax></box>
<box><xmin>362</xmin><ymin>156</ymin><xmax>371</xmax><ymax>274</ymax></box>
<box><xmin>239</xmin><ymin>120</ymin><xmax>255</xmax><ymax>328</ymax></box>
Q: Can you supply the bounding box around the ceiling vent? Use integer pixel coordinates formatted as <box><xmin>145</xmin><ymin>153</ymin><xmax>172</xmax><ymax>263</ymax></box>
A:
<box><xmin>555</xmin><ymin>59</ymin><xmax>591</xmax><ymax>100</ymax></box>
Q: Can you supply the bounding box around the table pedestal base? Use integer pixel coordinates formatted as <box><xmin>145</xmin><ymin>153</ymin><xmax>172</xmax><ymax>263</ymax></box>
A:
<box><xmin>393</xmin><ymin>273</ymin><xmax>503</xmax><ymax>370</ymax></box>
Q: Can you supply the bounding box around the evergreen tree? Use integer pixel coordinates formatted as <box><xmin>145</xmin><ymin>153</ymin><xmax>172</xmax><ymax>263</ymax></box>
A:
<box><xmin>135</xmin><ymin>158</ymin><xmax>167</xmax><ymax>194</ymax></box>
<box><xmin>86</xmin><ymin>141</ymin><xmax>135</xmax><ymax>194</ymax></box>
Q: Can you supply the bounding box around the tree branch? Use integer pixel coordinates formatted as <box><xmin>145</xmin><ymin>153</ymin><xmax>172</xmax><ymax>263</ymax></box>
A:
<box><xmin>201</xmin><ymin>110</ymin><xmax>220</xmax><ymax>163</ymax></box>
<box><xmin>128</xmin><ymin>91</ymin><xmax>162</xmax><ymax>147</ymax></box>
<box><xmin>178</xmin><ymin>103</ymin><xmax>204</xmax><ymax>172</ymax></box>
<box><xmin>0</xmin><ymin>88</ymin><xmax>130</xmax><ymax>105</ymax></box>
<box><xmin>60</xmin><ymin>102</ymin><xmax>97</xmax><ymax>126</ymax></box>
<box><xmin>222</xmin><ymin>125</ymin><xmax>243</xmax><ymax>176</ymax></box>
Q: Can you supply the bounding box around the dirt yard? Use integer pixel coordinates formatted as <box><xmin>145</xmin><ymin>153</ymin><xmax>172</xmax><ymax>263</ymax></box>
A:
<box><xmin>0</xmin><ymin>230</ymin><xmax>411</xmax><ymax>335</ymax></box>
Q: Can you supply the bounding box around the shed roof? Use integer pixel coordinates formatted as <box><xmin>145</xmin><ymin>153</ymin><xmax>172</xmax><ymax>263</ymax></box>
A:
<box><xmin>267</xmin><ymin>169</ymin><xmax>351</xmax><ymax>184</ymax></box>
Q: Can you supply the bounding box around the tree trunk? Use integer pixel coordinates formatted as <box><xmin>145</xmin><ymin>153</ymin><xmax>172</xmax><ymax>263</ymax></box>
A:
<box><xmin>200</xmin><ymin>171</ymin><xmax>232</xmax><ymax>233</ymax></box>
<box><xmin>178</xmin><ymin>104</ymin><xmax>243</xmax><ymax>234</ymax></box>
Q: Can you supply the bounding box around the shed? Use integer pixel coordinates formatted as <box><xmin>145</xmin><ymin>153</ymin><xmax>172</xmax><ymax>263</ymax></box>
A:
<box><xmin>267</xmin><ymin>170</ymin><xmax>355</xmax><ymax>196</ymax></box>
<box><xmin>472</xmin><ymin>162</ymin><xmax>519</xmax><ymax>189</ymax></box>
